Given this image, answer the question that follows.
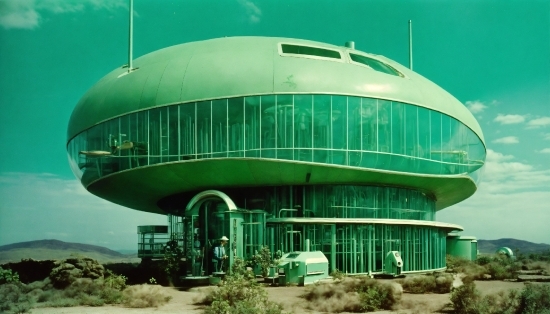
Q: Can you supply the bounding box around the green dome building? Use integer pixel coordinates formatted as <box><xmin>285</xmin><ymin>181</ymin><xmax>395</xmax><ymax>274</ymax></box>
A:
<box><xmin>67</xmin><ymin>36</ymin><xmax>485</xmax><ymax>275</ymax></box>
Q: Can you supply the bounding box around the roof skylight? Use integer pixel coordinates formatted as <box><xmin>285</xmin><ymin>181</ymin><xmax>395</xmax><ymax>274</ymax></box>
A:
<box><xmin>281</xmin><ymin>44</ymin><xmax>341</xmax><ymax>59</ymax></box>
<box><xmin>349</xmin><ymin>53</ymin><xmax>404</xmax><ymax>77</ymax></box>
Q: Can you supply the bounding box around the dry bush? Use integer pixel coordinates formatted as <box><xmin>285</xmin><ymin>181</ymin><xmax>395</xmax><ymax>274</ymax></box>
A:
<box><xmin>0</xmin><ymin>283</ymin><xmax>33</xmax><ymax>313</ymax></box>
<box><xmin>121</xmin><ymin>284</ymin><xmax>172</xmax><ymax>308</ymax></box>
<box><xmin>49</xmin><ymin>257</ymin><xmax>104</xmax><ymax>288</ymax></box>
<box><xmin>450</xmin><ymin>281</ymin><xmax>550</xmax><ymax>314</ymax></box>
<box><xmin>301</xmin><ymin>277</ymin><xmax>401</xmax><ymax>313</ymax></box>
<box><xmin>522</xmin><ymin>261</ymin><xmax>550</xmax><ymax>275</ymax></box>
<box><xmin>450</xmin><ymin>281</ymin><xmax>480</xmax><ymax>314</ymax></box>
<box><xmin>477</xmin><ymin>290</ymin><xmax>519</xmax><ymax>314</ymax></box>
<box><xmin>399</xmin><ymin>299</ymin><xmax>444</xmax><ymax>314</ymax></box>
<box><xmin>35</xmin><ymin>277</ymin><xmax>123</xmax><ymax>307</ymax></box>
<box><xmin>447</xmin><ymin>255</ymin><xmax>487</xmax><ymax>280</ymax></box>
<box><xmin>191</xmin><ymin>286</ymin><xmax>217</xmax><ymax>305</ymax></box>
<box><xmin>399</xmin><ymin>273</ymin><xmax>453</xmax><ymax>294</ymax></box>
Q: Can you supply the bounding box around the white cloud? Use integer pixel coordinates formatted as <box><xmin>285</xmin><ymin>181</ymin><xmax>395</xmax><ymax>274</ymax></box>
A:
<box><xmin>0</xmin><ymin>0</ymin><xmax>125</xmax><ymax>30</ymax></box>
<box><xmin>494</xmin><ymin>114</ymin><xmax>525</xmax><ymax>125</ymax></box>
<box><xmin>492</xmin><ymin>136</ymin><xmax>519</xmax><ymax>144</ymax></box>
<box><xmin>439</xmin><ymin>149</ymin><xmax>550</xmax><ymax>244</ymax></box>
<box><xmin>539</xmin><ymin>148</ymin><xmax>550</xmax><ymax>154</ymax></box>
<box><xmin>35</xmin><ymin>0</ymin><xmax>84</xmax><ymax>14</ymax></box>
<box><xmin>480</xmin><ymin>149</ymin><xmax>550</xmax><ymax>194</ymax></box>
<box><xmin>0</xmin><ymin>0</ymin><xmax>39</xmax><ymax>29</ymax></box>
<box><xmin>485</xmin><ymin>149</ymin><xmax>514</xmax><ymax>162</ymax></box>
<box><xmin>0</xmin><ymin>172</ymin><xmax>166</xmax><ymax>249</ymax></box>
<box><xmin>238</xmin><ymin>0</ymin><xmax>261</xmax><ymax>23</ymax></box>
<box><xmin>465</xmin><ymin>100</ymin><xmax>487</xmax><ymax>114</ymax></box>
<box><xmin>544</xmin><ymin>133</ymin><xmax>550</xmax><ymax>140</ymax></box>
<box><xmin>527</xmin><ymin>117</ymin><xmax>550</xmax><ymax>128</ymax></box>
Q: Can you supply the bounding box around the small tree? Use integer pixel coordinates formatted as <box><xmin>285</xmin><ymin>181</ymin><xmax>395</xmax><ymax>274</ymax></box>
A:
<box><xmin>252</xmin><ymin>246</ymin><xmax>272</xmax><ymax>277</ymax></box>
<box><xmin>0</xmin><ymin>267</ymin><xmax>20</xmax><ymax>285</ymax></box>
<box><xmin>163</xmin><ymin>239</ymin><xmax>183</xmax><ymax>280</ymax></box>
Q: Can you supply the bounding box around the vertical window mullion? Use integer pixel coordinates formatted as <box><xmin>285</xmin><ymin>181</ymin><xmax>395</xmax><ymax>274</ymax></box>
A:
<box><xmin>346</xmin><ymin>96</ymin><xmax>349</xmax><ymax>165</ymax></box>
<box><xmin>243</xmin><ymin>97</ymin><xmax>246</xmax><ymax>157</ymax></box>
<box><xmin>292</xmin><ymin>95</ymin><xmax>295</xmax><ymax>160</ymax></box>
<box><xmin>390</xmin><ymin>102</ymin><xmax>393</xmax><ymax>153</ymax></box>
<box><xmin>274</xmin><ymin>95</ymin><xmax>277</xmax><ymax>158</ymax></box>
<box><xmin>178</xmin><ymin>105</ymin><xmax>181</xmax><ymax>158</ymax></box>
<box><xmin>210</xmin><ymin>101</ymin><xmax>213</xmax><ymax>156</ymax></box>
<box><xmin>194</xmin><ymin>103</ymin><xmax>197</xmax><ymax>158</ymax></box>
<box><xmin>376</xmin><ymin>99</ymin><xmax>379</xmax><ymax>152</ymax></box>
<box><xmin>259</xmin><ymin>97</ymin><xmax>262</xmax><ymax>157</ymax></box>
<box><xmin>226</xmin><ymin>99</ymin><xmax>229</xmax><ymax>157</ymax></box>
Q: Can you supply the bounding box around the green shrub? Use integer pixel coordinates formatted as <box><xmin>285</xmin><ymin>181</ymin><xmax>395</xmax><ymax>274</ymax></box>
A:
<box><xmin>450</xmin><ymin>282</ymin><xmax>481</xmax><ymax>314</ymax></box>
<box><xmin>201</xmin><ymin>258</ymin><xmax>283</xmax><ymax>314</ymax></box>
<box><xmin>358</xmin><ymin>284</ymin><xmax>390</xmax><ymax>312</ymax></box>
<box><xmin>104</xmin><ymin>269</ymin><xmax>127</xmax><ymax>291</ymax></box>
<box><xmin>476</xmin><ymin>255</ymin><xmax>492</xmax><ymax>266</ymax></box>
<box><xmin>251</xmin><ymin>246</ymin><xmax>272</xmax><ymax>277</ymax></box>
<box><xmin>0</xmin><ymin>267</ymin><xmax>20</xmax><ymax>285</ymax></box>
<box><xmin>516</xmin><ymin>284</ymin><xmax>550</xmax><ymax>314</ymax></box>
<box><xmin>329</xmin><ymin>269</ymin><xmax>345</xmax><ymax>280</ymax></box>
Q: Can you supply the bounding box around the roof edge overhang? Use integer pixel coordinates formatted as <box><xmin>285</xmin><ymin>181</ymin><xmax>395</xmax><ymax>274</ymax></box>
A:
<box><xmin>267</xmin><ymin>217</ymin><xmax>463</xmax><ymax>231</ymax></box>
<box><xmin>85</xmin><ymin>158</ymin><xmax>477</xmax><ymax>214</ymax></box>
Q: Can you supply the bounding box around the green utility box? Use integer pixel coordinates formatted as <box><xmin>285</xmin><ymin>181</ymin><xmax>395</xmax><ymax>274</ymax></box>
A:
<box><xmin>384</xmin><ymin>251</ymin><xmax>403</xmax><ymax>276</ymax></box>
<box><xmin>277</xmin><ymin>251</ymin><xmax>328</xmax><ymax>286</ymax></box>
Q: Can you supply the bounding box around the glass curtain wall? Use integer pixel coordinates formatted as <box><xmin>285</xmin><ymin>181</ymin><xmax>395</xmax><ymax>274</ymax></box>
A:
<box><xmin>258</xmin><ymin>185</ymin><xmax>436</xmax><ymax>221</ymax></box>
<box><xmin>266</xmin><ymin>223</ymin><xmax>447</xmax><ymax>273</ymax></box>
<box><xmin>68</xmin><ymin>94</ymin><xmax>486</xmax><ymax>186</ymax></box>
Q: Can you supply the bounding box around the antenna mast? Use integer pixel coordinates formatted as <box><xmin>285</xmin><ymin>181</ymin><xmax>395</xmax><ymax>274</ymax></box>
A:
<box><xmin>408</xmin><ymin>20</ymin><xmax>413</xmax><ymax>70</ymax></box>
<box><xmin>128</xmin><ymin>0</ymin><xmax>133</xmax><ymax>73</ymax></box>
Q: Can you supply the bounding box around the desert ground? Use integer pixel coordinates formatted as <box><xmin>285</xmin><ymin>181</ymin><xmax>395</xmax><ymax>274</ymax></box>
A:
<box><xmin>29</xmin><ymin>280</ymin><xmax>527</xmax><ymax>314</ymax></box>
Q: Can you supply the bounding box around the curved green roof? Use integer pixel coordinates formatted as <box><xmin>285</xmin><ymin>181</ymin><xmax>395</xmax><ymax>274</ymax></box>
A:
<box><xmin>68</xmin><ymin>36</ymin><xmax>484</xmax><ymax>143</ymax></box>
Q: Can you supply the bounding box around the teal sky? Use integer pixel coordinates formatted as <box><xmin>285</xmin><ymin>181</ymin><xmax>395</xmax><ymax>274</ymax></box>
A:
<box><xmin>0</xmin><ymin>0</ymin><xmax>548</xmax><ymax>250</ymax></box>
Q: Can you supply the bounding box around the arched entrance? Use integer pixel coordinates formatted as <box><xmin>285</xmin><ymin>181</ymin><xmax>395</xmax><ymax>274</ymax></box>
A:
<box><xmin>182</xmin><ymin>190</ymin><xmax>267</xmax><ymax>277</ymax></box>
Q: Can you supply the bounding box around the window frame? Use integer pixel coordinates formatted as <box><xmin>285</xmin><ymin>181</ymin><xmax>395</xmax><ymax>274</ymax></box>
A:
<box><xmin>278</xmin><ymin>42</ymin><xmax>345</xmax><ymax>63</ymax></box>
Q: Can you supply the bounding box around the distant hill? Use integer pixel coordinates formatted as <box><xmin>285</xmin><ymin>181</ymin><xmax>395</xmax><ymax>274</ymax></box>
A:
<box><xmin>0</xmin><ymin>239</ymin><xmax>139</xmax><ymax>264</ymax></box>
<box><xmin>478</xmin><ymin>238</ymin><xmax>550</xmax><ymax>254</ymax></box>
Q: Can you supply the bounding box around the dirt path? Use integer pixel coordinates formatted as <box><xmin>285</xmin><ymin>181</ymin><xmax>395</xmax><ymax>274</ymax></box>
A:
<box><xmin>30</xmin><ymin>280</ymin><xmax>527</xmax><ymax>314</ymax></box>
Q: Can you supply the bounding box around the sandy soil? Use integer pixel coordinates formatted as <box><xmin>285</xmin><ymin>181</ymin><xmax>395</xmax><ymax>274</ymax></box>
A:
<box><xmin>29</xmin><ymin>280</ymin><xmax>528</xmax><ymax>314</ymax></box>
